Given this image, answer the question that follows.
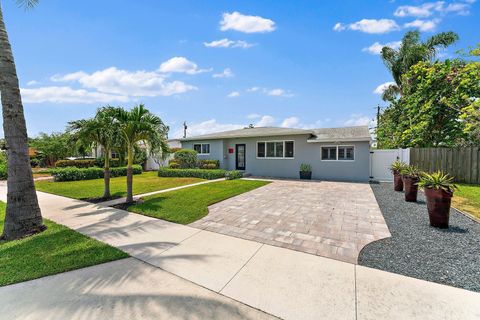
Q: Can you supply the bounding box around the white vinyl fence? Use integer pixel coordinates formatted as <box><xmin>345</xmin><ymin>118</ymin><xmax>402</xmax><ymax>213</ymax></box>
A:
<box><xmin>370</xmin><ymin>149</ymin><xmax>410</xmax><ymax>181</ymax></box>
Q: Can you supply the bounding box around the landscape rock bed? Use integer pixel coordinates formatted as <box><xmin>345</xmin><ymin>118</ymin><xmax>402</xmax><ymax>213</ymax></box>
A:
<box><xmin>359</xmin><ymin>182</ymin><xmax>480</xmax><ymax>292</ymax></box>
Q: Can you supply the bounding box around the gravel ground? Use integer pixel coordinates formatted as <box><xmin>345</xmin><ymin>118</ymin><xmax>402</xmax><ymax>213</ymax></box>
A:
<box><xmin>359</xmin><ymin>182</ymin><xmax>480</xmax><ymax>292</ymax></box>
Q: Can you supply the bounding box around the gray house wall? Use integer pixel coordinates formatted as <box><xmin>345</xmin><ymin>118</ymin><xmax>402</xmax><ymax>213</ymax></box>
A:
<box><xmin>182</xmin><ymin>134</ymin><xmax>370</xmax><ymax>182</ymax></box>
<box><xmin>181</xmin><ymin>140</ymin><xmax>226</xmax><ymax>169</ymax></box>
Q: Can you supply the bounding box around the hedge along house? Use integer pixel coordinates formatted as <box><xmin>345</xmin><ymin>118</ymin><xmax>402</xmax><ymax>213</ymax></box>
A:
<box><xmin>179</xmin><ymin>126</ymin><xmax>372</xmax><ymax>181</ymax></box>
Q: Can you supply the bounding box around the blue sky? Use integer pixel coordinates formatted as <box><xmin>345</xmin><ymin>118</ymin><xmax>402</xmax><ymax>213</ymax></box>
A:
<box><xmin>2</xmin><ymin>0</ymin><xmax>478</xmax><ymax>138</ymax></box>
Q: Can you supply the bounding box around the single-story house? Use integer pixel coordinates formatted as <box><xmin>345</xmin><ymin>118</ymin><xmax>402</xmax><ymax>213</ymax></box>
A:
<box><xmin>179</xmin><ymin>126</ymin><xmax>371</xmax><ymax>181</ymax></box>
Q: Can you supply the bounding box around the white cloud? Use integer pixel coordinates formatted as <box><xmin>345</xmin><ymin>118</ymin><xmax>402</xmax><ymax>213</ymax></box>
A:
<box><xmin>404</xmin><ymin>19</ymin><xmax>439</xmax><ymax>31</ymax></box>
<box><xmin>245</xmin><ymin>87</ymin><xmax>294</xmax><ymax>97</ymax></box>
<box><xmin>21</xmin><ymin>86</ymin><xmax>129</xmax><ymax>104</ymax></box>
<box><xmin>373</xmin><ymin>82</ymin><xmax>396</xmax><ymax>95</ymax></box>
<box><xmin>394</xmin><ymin>2</ymin><xmax>444</xmax><ymax>17</ymax></box>
<box><xmin>220</xmin><ymin>11</ymin><xmax>276</xmax><ymax>33</ymax></box>
<box><xmin>26</xmin><ymin>80</ymin><xmax>39</xmax><ymax>86</ymax></box>
<box><xmin>334</xmin><ymin>19</ymin><xmax>400</xmax><ymax>34</ymax></box>
<box><xmin>394</xmin><ymin>1</ymin><xmax>472</xmax><ymax>17</ymax></box>
<box><xmin>247</xmin><ymin>113</ymin><xmax>261</xmax><ymax>119</ymax></box>
<box><xmin>362</xmin><ymin>41</ymin><xmax>401</xmax><ymax>55</ymax></box>
<box><xmin>246</xmin><ymin>86</ymin><xmax>261</xmax><ymax>92</ymax></box>
<box><xmin>158</xmin><ymin>57</ymin><xmax>210</xmax><ymax>74</ymax></box>
<box><xmin>52</xmin><ymin>66</ymin><xmax>197</xmax><ymax>97</ymax></box>
<box><xmin>343</xmin><ymin>114</ymin><xmax>373</xmax><ymax>127</ymax></box>
<box><xmin>204</xmin><ymin>38</ymin><xmax>254</xmax><ymax>49</ymax></box>
<box><xmin>280</xmin><ymin>116</ymin><xmax>300</xmax><ymax>128</ymax></box>
<box><xmin>213</xmin><ymin>68</ymin><xmax>234</xmax><ymax>78</ymax></box>
<box><xmin>266</xmin><ymin>88</ymin><xmax>294</xmax><ymax>97</ymax></box>
<box><xmin>255</xmin><ymin>115</ymin><xmax>275</xmax><ymax>127</ymax></box>
<box><xmin>175</xmin><ymin>119</ymin><xmax>244</xmax><ymax>138</ymax></box>
<box><xmin>227</xmin><ymin>91</ymin><xmax>240</xmax><ymax>98</ymax></box>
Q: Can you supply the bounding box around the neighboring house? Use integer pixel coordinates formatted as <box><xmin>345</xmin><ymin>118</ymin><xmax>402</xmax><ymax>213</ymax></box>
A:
<box><xmin>180</xmin><ymin>126</ymin><xmax>371</xmax><ymax>181</ymax></box>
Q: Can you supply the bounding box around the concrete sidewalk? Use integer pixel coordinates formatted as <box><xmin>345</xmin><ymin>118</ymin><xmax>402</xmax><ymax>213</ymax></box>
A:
<box><xmin>0</xmin><ymin>183</ymin><xmax>479</xmax><ymax>320</ymax></box>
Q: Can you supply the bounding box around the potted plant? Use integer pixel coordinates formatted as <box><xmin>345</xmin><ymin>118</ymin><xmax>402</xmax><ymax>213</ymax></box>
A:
<box><xmin>418</xmin><ymin>171</ymin><xmax>457</xmax><ymax>229</ymax></box>
<box><xmin>400</xmin><ymin>165</ymin><xmax>420</xmax><ymax>202</ymax></box>
<box><xmin>299</xmin><ymin>163</ymin><xmax>312</xmax><ymax>180</ymax></box>
<box><xmin>389</xmin><ymin>160</ymin><xmax>407</xmax><ymax>191</ymax></box>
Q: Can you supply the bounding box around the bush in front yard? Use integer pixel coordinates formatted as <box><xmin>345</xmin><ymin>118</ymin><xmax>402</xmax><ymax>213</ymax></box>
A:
<box><xmin>168</xmin><ymin>159</ymin><xmax>181</xmax><ymax>169</ymax></box>
<box><xmin>55</xmin><ymin>159</ymin><xmax>96</xmax><ymax>168</ymax></box>
<box><xmin>51</xmin><ymin>165</ymin><xmax>142</xmax><ymax>181</ymax></box>
<box><xmin>198</xmin><ymin>159</ymin><xmax>220</xmax><ymax>169</ymax></box>
<box><xmin>225</xmin><ymin>170</ymin><xmax>243</xmax><ymax>180</ymax></box>
<box><xmin>158</xmin><ymin>168</ymin><xmax>227</xmax><ymax>180</ymax></box>
<box><xmin>174</xmin><ymin>149</ymin><xmax>198</xmax><ymax>168</ymax></box>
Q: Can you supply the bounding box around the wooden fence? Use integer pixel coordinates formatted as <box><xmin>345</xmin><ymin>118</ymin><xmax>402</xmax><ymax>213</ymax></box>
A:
<box><xmin>410</xmin><ymin>147</ymin><xmax>480</xmax><ymax>184</ymax></box>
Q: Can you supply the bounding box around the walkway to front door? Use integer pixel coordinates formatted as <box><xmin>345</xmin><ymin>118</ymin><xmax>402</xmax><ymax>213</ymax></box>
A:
<box><xmin>189</xmin><ymin>179</ymin><xmax>391</xmax><ymax>263</ymax></box>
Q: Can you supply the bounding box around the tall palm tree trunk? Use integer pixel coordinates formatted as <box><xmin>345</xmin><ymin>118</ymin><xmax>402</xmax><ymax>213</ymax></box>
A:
<box><xmin>126</xmin><ymin>144</ymin><xmax>134</xmax><ymax>202</ymax></box>
<box><xmin>103</xmin><ymin>150</ymin><xmax>111</xmax><ymax>199</ymax></box>
<box><xmin>0</xmin><ymin>3</ymin><xmax>44</xmax><ymax>240</ymax></box>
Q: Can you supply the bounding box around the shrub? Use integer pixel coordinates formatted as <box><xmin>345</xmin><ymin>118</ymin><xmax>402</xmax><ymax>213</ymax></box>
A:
<box><xmin>94</xmin><ymin>157</ymin><xmax>121</xmax><ymax>168</ymax></box>
<box><xmin>300</xmin><ymin>163</ymin><xmax>311</xmax><ymax>172</ymax></box>
<box><xmin>174</xmin><ymin>149</ymin><xmax>198</xmax><ymax>168</ymax></box>
<box><xmin>55</xmin><ymin>159</ymin><xmax>96</xmax><ymax>168</ymax></box>
<box><xmin>51</xmin><ymin>165</ymin><xmax>142</xmax><ymax>182</ymax></box>
<box><xmin>30</xmin><ymin>158</ymin><xmax>40</xmax><ymax>168</ymax></box>
<box><xmin>225</xmin><ymin>170</ymin><xmax>243</xmax><ymax>180</ymax></box>
<box><xmin>0</xmin><ymin>163</ymin><xmax>7</xmax><ymax>180</ymax></box>
<box><xmin>158</xmin><ymin>168</ymin><xmax>227</xmax><ymax>180</ymax></box>
<box><xmin>198</xmin><ymin>159</ymin><xmax>220</xmax><ymax>169</ymax></box>
<box><xmin>168</xmin><ymin>160</ymin><xmax>180</xmax><ymax>169</ymax></box>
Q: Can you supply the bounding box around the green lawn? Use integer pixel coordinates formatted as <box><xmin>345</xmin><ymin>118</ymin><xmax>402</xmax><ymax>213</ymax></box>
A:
<box><xmin>35</xmin><ymin>171</ymin><xmax>205</xmax><ymax>200</ymax></box>
<box><xmin>0</xmin><ymin>202</ymin><xmax>128</xmax><ymax>286</ymax></box>
<box><xmin>128</xmin><ymin>179</ymin><xmax>270</xmax><ymax>224</ymax></box>
<box><xmin>452</xmin><ymin>183</ymin><xmax>480</xmax><ymax>220</ymax></box>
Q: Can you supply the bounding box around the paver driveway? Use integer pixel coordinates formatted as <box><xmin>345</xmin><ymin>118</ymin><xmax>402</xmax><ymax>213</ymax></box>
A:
<box><xmin>190</xmin><ymin>179</ymin><xmax>390</xmax><ymax>263</ymax></box>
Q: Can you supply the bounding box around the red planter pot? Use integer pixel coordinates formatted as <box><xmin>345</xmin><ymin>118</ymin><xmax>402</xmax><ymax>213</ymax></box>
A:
<box><xmin>424</xmin><ymin>188</ymin><xmax>453</xmax><ymax>228</ymax></box>
<box><xmin>393</xmin><ymin>171</ymin><xmax>403</xmax><ymax>191</ymax></box>
<box><xmin>402</xmin><ymin>176</ymin><xmax>419</xmax><ymax>202</ymax></box>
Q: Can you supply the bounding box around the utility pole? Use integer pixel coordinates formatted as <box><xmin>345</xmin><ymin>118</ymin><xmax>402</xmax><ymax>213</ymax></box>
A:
<box><xmin>183</xmin><ymin>121</ymin><xmax>187</xmax><ymax>138</ymax></box>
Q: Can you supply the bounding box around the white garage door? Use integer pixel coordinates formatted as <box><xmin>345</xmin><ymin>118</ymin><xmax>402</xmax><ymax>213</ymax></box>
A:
<box><xmin>370</xmin><ymin>149</ymin><xmax>410</xmax><ymax>181</ymax></box>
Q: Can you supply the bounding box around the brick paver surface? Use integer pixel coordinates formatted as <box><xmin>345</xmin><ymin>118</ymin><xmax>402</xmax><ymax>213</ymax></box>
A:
<box><xmin>189</xmin><ymin>179</ymin><xmax>390</xmax><ymax>263</ymax></box>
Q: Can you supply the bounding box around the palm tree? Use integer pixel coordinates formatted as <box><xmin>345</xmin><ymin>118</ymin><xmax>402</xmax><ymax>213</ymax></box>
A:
<box><xmin>69</xmin><ymin>107</ymin><xmax>120</xmax><ymax>199</ymax></box>
<box><xmin>380</xmin><ymin>30</ymin><xmax>459</xmax><ymax>101</ymax></box>
<box><xmin>111</xmin><ymin>105</ymin><xmax>168</xmax><ymax>202</ymax></box>
<box><xmin>0</xmin><ymin>0</ymin><xmax>44</xmax><ymax>240</ymax></box>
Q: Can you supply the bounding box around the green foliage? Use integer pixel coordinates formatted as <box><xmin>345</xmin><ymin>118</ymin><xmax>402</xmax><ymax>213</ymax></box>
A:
<box><xmin>400</xmin><ymin>165</ymin><xmax>421</xmax><ymax>178</ymax></box>
<box><xmin>380</xmin><ymin>30</ymin><xmax>459</xmax><ymax>101</ymax></box>
<box><xmin>30</xmin><ymin>132</ymin><xmax>75</xmax><ymax>167</ymax></box>
<box><xmin>0</xmin><ymin>152</ymin><xmax>7</xmax><ymax>180</ymax></box>
<box><xmin>133</xmin><ymin>146</ymin><xmax>148</xmax><ymax>165</ymax></box>
<box><xmin>418</xmin><ymin>171</ymin><xmax>458</xmax><ymax>193</ymax></box>
<box><xmin>389</xmin><ymin>160</ymin><xmax>408</xmax><ymax>173</ymax></box>
<box><xmin>225</xmin><ymin>170</ymin><xmax>243</xmax><ymax>180</ymax></box>
<box><xmin>94</xmin><ymin>157</ymin><xmax>121</xmax><ymax>168</ymax></box>
<box><xmin>377</xmin><ymin>58</ymin><xmax>480</xmax><ymax>148</ymax></box>
<box><xmin>168</xmin><ymin>160</ymin><xmax>180</xmax><ymax>169</ymax></box>
<box><xmin>158</xmin><ymin>168</ymin><xmax>227</xmax><ymax>180</ymax></box>
<box><xmin>174</xmin><ymin>149</ymin><xmax>198</xmax><ymax>168</ymax></box>
<box><xmin>300</xmin><ymin>163</ymin><xmax>312</xmax><ymax>172</ymax></box>
<box><xmin>50</xmin><ymin>165</ymin><xmax>142</xmax><ymax>182</ymax></box>
<box><xmin>198</xmin><ymin>159</ymin><xmax>220</xmax><ymax>169</ymax></box>
<box><xmin>55</xmin><ymin>159</ymin><xmax>96</xmax><ymax>168</ymax></box>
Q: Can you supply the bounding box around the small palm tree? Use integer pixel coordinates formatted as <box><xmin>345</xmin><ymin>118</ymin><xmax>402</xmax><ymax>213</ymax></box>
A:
<box><xmin>380</xmin><ymin>30</ymin><xmax>459</xmax><ymax>101</ymax></box>
<box><xmin>111</xmin><ymin>105</ymin><xmax>168</xmax><ymax>202</ymax></box>
<box><xmin>0</xmin><ymin>0</ymin><xmax>44</xmax><ymax>240</ymax></box>
<box><xmin>69</xmin><ymin>107</ymin><xmax>121</xmax><ymax>199</ymax></box>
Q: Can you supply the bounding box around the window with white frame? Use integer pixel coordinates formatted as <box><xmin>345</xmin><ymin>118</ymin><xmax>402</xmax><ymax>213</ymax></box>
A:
<box><xmin>321</xmin><ymin>146</ymin><xmax>354</xmax><ymax>161</ymax></box>
<box><xmin>193</xmin><ymin>143</ymin><xmax>210</xmax><ymax>155</ymax></box>
<box><xmin>257</xmin><ymin>141</ymin><xmax>294</xmax><ymax>158</ymax></box>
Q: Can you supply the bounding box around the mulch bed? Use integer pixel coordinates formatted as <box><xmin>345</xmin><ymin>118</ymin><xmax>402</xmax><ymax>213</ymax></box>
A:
<box><xmin>359</xmin><ymin>182</ymin><xmax>480</xmax><ymax>292</ymax></box>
